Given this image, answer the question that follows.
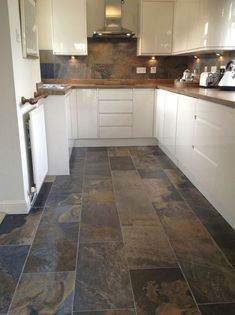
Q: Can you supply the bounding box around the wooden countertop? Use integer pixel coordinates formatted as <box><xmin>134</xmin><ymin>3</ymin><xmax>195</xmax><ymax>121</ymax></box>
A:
<box><xmin>37</xmin><ymin>80</ymin><xmax>235</xmax><ymax>109</ymax></box>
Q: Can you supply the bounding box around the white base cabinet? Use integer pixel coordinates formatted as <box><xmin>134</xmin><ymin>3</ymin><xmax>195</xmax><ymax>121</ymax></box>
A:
<box><xmin>156</xmin><ymin>88</ymin><xmax>235</xmax><ymax>229</ymax></box>
<box><xmin>44</xmin><ymin>91</ymin><xmax>75</xmax><ymax>175</ymax></box>
<box><xmin>77</xmin><ymin>89</ymin><xmax>98</xmax><ymax>139</ymax></box>
<box><xmin>133</xmin><ymin>89</ymin><xmax>154</xmax><ymax>137</ymax></box>
<box><xmin>176</xmin><ymin>95</ymin><xmax>196</xmax><ymax>173</ymax></box>
<box><xmin>76</xmin><ymin>88</ymin><xmax>154</xmax><ymax>140</ymax></box>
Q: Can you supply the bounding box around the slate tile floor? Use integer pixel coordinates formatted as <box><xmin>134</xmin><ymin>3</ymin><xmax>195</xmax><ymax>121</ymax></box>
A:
<box><xmin>0</xmin><ymin>146</ymin><xmax>235</xmax><ymax>314</ymax></box>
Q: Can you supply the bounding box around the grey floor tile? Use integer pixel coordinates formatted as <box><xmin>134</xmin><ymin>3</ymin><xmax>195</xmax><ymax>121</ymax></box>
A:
<box><xmin>170</xmin><ymin>237</ymin><xmax>235</xmax><ymax>304</ymax></box>
<box><xmin>108</xmin><ymin>147</ymin><xmax>131</xmax><ymax>157</ymax></box>
<box><xmin>115</xmin><ymin>189</ymin><xmax>157</xmax><ymax>226</ymax></box>
<box><xmin>154</xmin><ymin>200</ymin><xmax>209</xmax><ymax>240</ymax></box>
<box><xmin>199</xmin><ymin>303</ymin><xmax>235</xmax><ymax>315</ymax></box>
<box><xmin>33</xmin><ymin>182</ymin><xmax>53</xmax><ymax>208</ymax></box>
<box><xmin>74</xmin><ymin>311</ymin><xmax>136</xmax><ymax>315</ymax></box>
<box><xmin>80</xmin><ymin>203</ymin><xmax>122</xmax><ymax>243</ymax></box>
<box><xmin>0</xmin><ymin>246</ymin><xmax>29</xmax><ymax>314</ymax></box>
<box><xmin>112</xmin><ymin>170</ymin><xmax>143</xmax><ymax>192</ymax></box>
<box><xmin>73</xmin><ymin>242</ymin><xmax>134</xmax><ymax>312</ymax></box>
<box><xmin>0</xmin><ymin>208</ymin><xmax>42</xmax><ymax>245</ymax></box>
<box><xmin>24</xmin><ymin>221</ymin><xmax>79</xmax><ymax>273</ymax></box>
<box><xmin>110</xmin><ymin>157</ymin><xmax>135</xmax><ymax>171</ymax></box>
<box><xmin>130</xmin><ymin>268</ymin><xmax>200</xmax><ymax>315</ymax></box>
<box><xmin>164</xmin><ymin>168</ymin><xmax>195</xmax><ymax>189</ymax></box>
<box><xmin>8</xmin><ymin>272</ymin><xmax>75</xmax><ymax>315</ymax></box>
<box><xmin>122</xmin><ymin>221</ymin><xmax>177</xmax><ymax>269</ymax></box>
<box><xmin>51</xmin><ymin>175</ymin><xmax>84</xmax><ymax>194</ymax></box>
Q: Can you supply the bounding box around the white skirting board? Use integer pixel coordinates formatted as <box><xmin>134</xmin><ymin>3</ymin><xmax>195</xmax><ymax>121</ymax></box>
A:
<box><xmin>74</xmin><ymin>138</ymin><xmax>157</xmax><ymax>147</ymax></box>
<box><xmin>0</xmin><ymin>199</ymin><xmax>30</xmax><ymax>214</ymax></box>
<box><xmin>159</xmin><ymin>143</ymin><xmax>235</xmax><ymax>230</ymax></box>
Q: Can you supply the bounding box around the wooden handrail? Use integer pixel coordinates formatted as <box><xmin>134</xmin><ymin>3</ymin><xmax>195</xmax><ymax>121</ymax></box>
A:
<box><xmin>21</xmin><ymin>92</ymin><xmax>48</xmax><ymax>105</ymax></box>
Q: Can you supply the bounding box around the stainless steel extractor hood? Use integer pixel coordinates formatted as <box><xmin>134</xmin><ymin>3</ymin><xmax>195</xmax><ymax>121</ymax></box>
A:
<box><xmin>93</xmin><ymin>0</ymin><xmax>135</xmax><ymax>38</ymax></box>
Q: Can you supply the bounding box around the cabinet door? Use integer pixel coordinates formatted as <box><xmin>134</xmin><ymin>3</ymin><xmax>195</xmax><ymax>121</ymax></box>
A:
<box><xmin>155</xmin><ymin>89</ymin><xmax>166</xmax><ymax>143</ymax></box>
<box><xmin>173</xmin><ymin>0</ymin><xmax>188</xmax><ymax>53</ymax></box>
<box><xmin>162</xmin><ymin>92</ymin><xmax>178</xmax><ymax>156</ymax></box>
<box><xmin>191</xmin><ymin>100</ymin><xmax>222</xmax><ymax>194</ymax></box>
<box><xmin>176</xmin><ymin>95</ymin><xmax>196</xmax><ymax>171</ymax></box>
<box><xmin>215</xmin><ymin>109</ymin><xmax>235</xmax><ymax>222</ymax></box>
<box><xmin>133</xmin><ymin>89</ymin><xmax>154</xmax><ymax>138</ymax></box>
<box><xmin>138</xmin><ymin>0</ymin><xmax>173</xmax><ymax>55</ymax></box>
<box><xmin>69</xmin><ymin>90</ymin><xmax>78</xmax><ymax>139</ymax></box>
<box><xmin>77</xmin><ymin>89</ymin><xmax>98</xmax><ymax>139</ymax></box>
<box><xmin>52</xmin><ymin>0</ymin><xmax>87</xmax><ymax>55</ymax></box>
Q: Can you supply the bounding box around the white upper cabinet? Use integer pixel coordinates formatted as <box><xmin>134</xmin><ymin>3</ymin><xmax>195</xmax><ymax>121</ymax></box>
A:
<box><xmin>52</xmin><ymin>0</ymin><xmax>87</xmax><ymax>55</ymax></box>
<box><xmin>173</xmin><ymin>0</ymin><xmax>235</xmax><ymax>54</ymax></box>
<box><xmin>138</xmin><ymin>0</ymin><xmax>174</xmax><ymax>56</ymax></box>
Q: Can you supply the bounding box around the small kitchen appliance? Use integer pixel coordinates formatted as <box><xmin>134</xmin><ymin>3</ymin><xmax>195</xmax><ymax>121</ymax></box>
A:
<box><xmin>218</xmin><ymin>60</ymin><xmax>235</xmax><ymax>90</ymax></box>
<box><xmin>199</xmin><ymin>72</ymin><xmax>220</xmax><ymax>88</ymax></box>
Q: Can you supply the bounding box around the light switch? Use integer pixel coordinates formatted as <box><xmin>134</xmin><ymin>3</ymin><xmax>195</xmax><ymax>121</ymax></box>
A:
<box><xmin>136</xmin><ymin>67</ymin><xmax>146</xmax><ymax>74</ymax></box>
<box><xmin>150</xmin><ymin>67</ymin><xmax>157</xmax><ymax>74</ymax></box>
<box><xmin>211</xmin><ymin>66</ymin><xmax>217</xmax><ymax>73</ymax></box>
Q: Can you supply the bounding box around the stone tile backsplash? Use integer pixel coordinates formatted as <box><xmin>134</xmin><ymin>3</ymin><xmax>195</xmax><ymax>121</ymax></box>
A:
<box><xmin>40</xmin><ymin>38</ymin><xmax>235</xmax><ymax>80</ymax></box>
<box><xmin>40</xmin><ymin>38</ymin><xmax>193</xmax><ymax>80</ymax></box>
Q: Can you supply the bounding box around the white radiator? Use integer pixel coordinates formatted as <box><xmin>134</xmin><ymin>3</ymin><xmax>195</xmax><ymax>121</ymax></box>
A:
<box><xmin>29</xmin><ymin>104</ymin><xmax>48</xmax><ymax>193</ymax></box>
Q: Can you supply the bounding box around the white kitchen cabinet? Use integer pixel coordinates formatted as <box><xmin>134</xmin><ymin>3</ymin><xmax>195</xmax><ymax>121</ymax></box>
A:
<box><xmin>133</xmin><ymin>89</ymin><xmax>154</xmax><ymax>138</ymax></box>
<box><xmin>173</xmin><ymin>0</ymin><xmax>235</xmax><ymax>54</ymax></box>
<box><xmin>173</xmin><ymin>0</ymin><xmax>202</xmax><ymax>53</ymax></box>
<box><xmin>175</xmin><ymin>95</ymin><xmax>196</xmax><ymax>172</ymax></box>
<box><xmin>52</xmin><ymin>0</ymin><xmax>87</xmax><ymax>55</ymax></box>
<box><xmin>162</xmin><ymin>91</ymin><xmax>178</xmax><ymax>156</ymax></box>
<box><xmin>154</xmin><ymin>89</ymin><xmax>166</xmax><ymax>143</ymax></box>
<box><xmin>69</xmin><ymin>89</ymin><xmax>78</xmax><ymax>140</ymax></box>
<box><xmin>138</xmin><ymin>0</ymin><xmax>174</xmax><ymax>55</ymax></box>
<box><xmin>77</xmin><ymin>89</ymin><xmax>98</xmax><ymax>139</ymax></box>
<box><xmin>191</xmin><ymin>99</ymin><xmax>222</xmax><ymax>195</ymax></box>
<box><xmin>44</xmin><ymin>92</ymin><xmax>72</xmax><ymax>175</ymax></box>
<box><xmin>98</xmin><ymin>89</ymin><xmax>133</xmax><ymax>139</ymax></box>
<box><xmin>215</xmin><ymin>108</ymin><xmax>235</xmax><ymax>224</ymax></box>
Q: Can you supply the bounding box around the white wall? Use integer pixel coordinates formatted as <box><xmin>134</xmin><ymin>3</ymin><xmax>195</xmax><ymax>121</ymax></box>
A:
<box><xmin>0</xmin><ymin>0</ymin><xmax>41</xmax><ymax>214</ymax></box>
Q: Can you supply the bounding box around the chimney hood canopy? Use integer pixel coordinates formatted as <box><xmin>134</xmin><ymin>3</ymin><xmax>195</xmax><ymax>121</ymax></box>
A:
<box><xmin>93</xmin><ymin>0</ymin><xmax>135</xmax><ymax>38</ymax></box>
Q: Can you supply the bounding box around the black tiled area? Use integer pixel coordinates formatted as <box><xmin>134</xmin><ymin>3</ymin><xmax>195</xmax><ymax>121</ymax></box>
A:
<box><xmin>1</xmin><ymin>146</ymin><xmax>235</xmax><ymax>314</ymax></box>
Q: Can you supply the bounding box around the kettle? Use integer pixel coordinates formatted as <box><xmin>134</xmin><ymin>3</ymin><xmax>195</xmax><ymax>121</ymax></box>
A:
<box><xmin>219</xmin><ymin>60</ymin><xmax>235</xmax><ymax>90</ymax></box>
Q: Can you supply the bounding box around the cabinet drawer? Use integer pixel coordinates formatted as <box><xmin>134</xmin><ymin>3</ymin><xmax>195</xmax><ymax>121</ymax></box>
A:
<box><xmin>98</xmin><ymin>89</ymin><xmax>133</xmax><ymax>100</ymax></box>
<box><xmin>100</xmin><ymin>127</ymin><xmax>132</xmax><ymax>138</ymax></box>
<box><xmin>99</xmin><ymin>114</ymin><xmax>133</xmax><ymax>126</ymax></box>
<box><xmin>99</xmin><ymin>101</ymin><xmax>133</xmax><ymax>113</ymax></box>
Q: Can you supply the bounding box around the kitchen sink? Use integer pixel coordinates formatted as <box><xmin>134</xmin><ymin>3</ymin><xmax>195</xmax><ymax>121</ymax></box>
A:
<box><xmin>42</xmin><ymin>84</ymin><xmax>67</xmax><ymax>90</ymax></box>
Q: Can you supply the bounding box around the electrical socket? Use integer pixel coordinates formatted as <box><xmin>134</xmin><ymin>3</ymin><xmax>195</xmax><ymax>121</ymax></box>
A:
<box><xmin>150</xmin><ymin>67</ymin><xmax>157</xmax><ymax>74</ymax></box>
<box><xmin>136</xmin><ymin>67</ymin><xmax>146</xmax><ymax>74</ymax></box>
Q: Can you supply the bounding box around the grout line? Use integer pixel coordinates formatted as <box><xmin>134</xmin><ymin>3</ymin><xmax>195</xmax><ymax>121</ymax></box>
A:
<box><xmin>163</xmin><ymin>168</ymin><xmax>235</xmax><ymax>270</ymax></box>
<box><xmin>129</xmin><ymin>147</ymin><xmax>202</xmax><ymax>314</ymax></box>
<box><xmin>108</xmin><ymin>147</ymin><xmax>137</xmax><ymax>315</ymax></box>
<box><xmin>71</xmin><ymin>148</ymin><xmax>87</xmax><ymax>314</ymax></box>
<box><xmin>6</xmin><ymin>182</ymin><xmax>53</xmax><ymax>314</ymax></box>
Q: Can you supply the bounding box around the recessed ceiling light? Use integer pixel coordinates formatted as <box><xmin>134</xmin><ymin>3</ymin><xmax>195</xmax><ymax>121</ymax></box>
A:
<box><xmin>98</xmin><ymin>32</ymin><xmax>102</xmax><ymax>36</ymax></box>
<box><xmin>126</xmin><ymin>33</ymin><xmax>131</xmax><ymax>37</ymax></box>
<box><xmin>151</xmin><ymin>56</ymin><xmax>156</xmax><ymax>60</ymax></box>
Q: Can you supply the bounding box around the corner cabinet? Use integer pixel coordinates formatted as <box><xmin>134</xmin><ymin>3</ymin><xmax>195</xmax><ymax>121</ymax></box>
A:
<box><xmin>52</xmin><ymin>0</ymin><xmax>87</xmax><ymax>55</ymax></box>
<box><xmin>156</xmin><ymin>88</ymin><xmax>235</xmax><ymax>229</ymax></box>
<box><xmin>138</xmin><ymin>0</ymin><xmax>174</xmax><ymax>56</ymax></box>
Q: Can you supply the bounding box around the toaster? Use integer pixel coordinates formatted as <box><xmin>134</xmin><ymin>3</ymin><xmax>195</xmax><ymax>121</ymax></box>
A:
<box><xmin>200</xmin><ymin>72</ymin><xmax>220</xmax><ymax>88</ymax></box>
